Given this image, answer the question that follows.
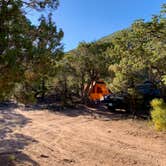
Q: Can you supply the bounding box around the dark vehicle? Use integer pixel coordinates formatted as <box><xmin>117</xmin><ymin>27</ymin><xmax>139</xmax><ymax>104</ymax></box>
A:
<box><xmin>101</xmin><ymin>92</ymin><xmax>130</xmax><ymax>112</ymax></box>
<box><xmin>135</xmin><ymin>81</ymin><xmax>161</xmax><ymax>110</ymax></box>
<box><xmin>135</xmin><ymin>81</ymin><xmax>160</xmax><ymax>97</ymax></box>
<box><xmin>102</xmin><ymin>81</ymin><xmax>161</xmax><ymax>113</ymax></box>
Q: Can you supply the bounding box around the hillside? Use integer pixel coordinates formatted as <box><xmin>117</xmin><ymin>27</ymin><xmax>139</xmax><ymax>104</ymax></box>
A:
<box><xmin>99</xmin><ymin>28</ymin><xmax>129</xmax><ymax>43</ymax></box>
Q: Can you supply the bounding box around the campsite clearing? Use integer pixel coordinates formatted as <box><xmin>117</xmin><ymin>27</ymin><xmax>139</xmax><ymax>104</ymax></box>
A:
<box><xmin>0</xmin><ymin>104</ymin><xmax>166</xmax><ymax>166</ymax></box>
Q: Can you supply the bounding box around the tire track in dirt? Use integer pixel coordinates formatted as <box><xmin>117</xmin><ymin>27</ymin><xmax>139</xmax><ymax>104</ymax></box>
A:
<box><xmin>6</xmin><ymin>108</ymin><xmax>166</xmax><ymax>166</ymax></box>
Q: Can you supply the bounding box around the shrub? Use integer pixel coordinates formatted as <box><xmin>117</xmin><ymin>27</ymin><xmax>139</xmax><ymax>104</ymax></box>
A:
<box><xmin>14</xmin><ymin>84</ymin><xmax>36</xmax><ymax>104</ymax></box>
<box><xmin>150</xmin><ymin>98</ymin><xmax>166</xmax><ymax>131</ymax></box>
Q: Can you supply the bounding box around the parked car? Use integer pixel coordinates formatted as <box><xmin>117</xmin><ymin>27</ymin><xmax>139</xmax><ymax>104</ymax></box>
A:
<box><xmin>101</xmin><ymin>92</ymin><xmax>130</xmax><ymax>112</ymax></box>
<box><xmin>102</xmin><ymin>81</ymin><xmax>161</xmax><ymax>113</ymax></box>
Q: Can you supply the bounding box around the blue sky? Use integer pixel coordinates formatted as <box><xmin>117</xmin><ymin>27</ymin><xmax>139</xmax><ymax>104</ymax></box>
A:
<box><xmin>26</xmin><ymin>0</ymin><xmax>165</xmax><ymax>51</ymax></box>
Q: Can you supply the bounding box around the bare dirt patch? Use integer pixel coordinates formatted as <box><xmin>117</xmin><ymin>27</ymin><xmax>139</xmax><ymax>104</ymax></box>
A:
<box><xmin>0</xmin><ymin>103</ymin><xmax>166</xmax><ymax>166</ymax></box>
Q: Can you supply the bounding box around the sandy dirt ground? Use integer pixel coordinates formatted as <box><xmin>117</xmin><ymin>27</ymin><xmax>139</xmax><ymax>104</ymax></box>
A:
<box><xmin>0</xmin><ymin>103</ymin><xmax>166</xmax><ymax>166</ymax></box>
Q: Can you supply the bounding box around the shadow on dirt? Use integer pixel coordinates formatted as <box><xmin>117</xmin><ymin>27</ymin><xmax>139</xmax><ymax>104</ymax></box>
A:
<box><xmin>19</xmin><ymin>95</ymin><xmax>146</xmax><ymax>122</ymax></box>
<box><xmin>18</xmin><ymin>94</ymin><xmax>133</xmax><ymax>121</ymax></box>
<box><xmin>41</xmin><ymin>103</ymin><xmax>132</xmax><ymax>121</ymax></box>
<box><xmin>0</xmin><ymin>102</ymin><xmax>39</xmax><ymax>166</ymax></box>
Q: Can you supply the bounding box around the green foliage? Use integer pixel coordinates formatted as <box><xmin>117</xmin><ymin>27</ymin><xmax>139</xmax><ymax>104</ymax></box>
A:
<box><xmin>0</xmin><ymin>0</ymin><xmax>63</xmax><ymax>102</ymax></box>
<box><xmin>22</xmin><ymin>14</ymin><xmax>63</xmax><ymax>101</ymax></box>
<box><xmin>150</xmin><ymin>99</ymin><xmax>166</xmax><ymax>131</ymax></box>
<box><xmin>0</xmin><ymin>0</ymin><xmax>166</xmax><ymax>109</ymax></box>
<box><xmin>0</xmin><ymin>0</ymin><xmax>30</xmax><ymax>100</ymax></box>
<box><xmin>14</xmin><ymin>83</ymin><xmax>36</xmax><ymax>104</ymax></box>
<box><xmin>49</xmin><ymin>3</ymin><xmax>166</xmax><ymax>105</ymax></box>
<box><xmin>57</xmin><ymin>42</ymin><xmax>111</xmax><ymax>102</ymax></box>
<box><xmin>8</xmin><ymin>155</ymin><xmax>16</xmax><ymax>161</ymax></box>
<box><xmin>105</xmin><ymin>5</ymin><xmax>166</xmax><ymax>94</ymax></box>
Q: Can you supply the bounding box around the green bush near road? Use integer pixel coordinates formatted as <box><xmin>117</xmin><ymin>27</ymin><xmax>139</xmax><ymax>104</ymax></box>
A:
<box><xmin>151</xmin><ymin>99</ymin><xmax>166</xmax><ymax>131</ymax></box>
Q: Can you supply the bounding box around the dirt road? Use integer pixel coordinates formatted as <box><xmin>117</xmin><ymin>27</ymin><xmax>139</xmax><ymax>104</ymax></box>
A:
<box><xmin>0</xmin><ymin>103</ymin><xmax>166</xmax><ymax>166</ymax></box>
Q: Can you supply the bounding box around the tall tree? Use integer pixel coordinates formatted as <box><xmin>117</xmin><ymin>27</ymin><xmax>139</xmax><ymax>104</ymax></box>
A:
<box><xmin>0</xmin><ymin>0</ymin><xmax>63</xmax><ymax>102</ymax></box>
<box><xmin>23</xmin><ymin>14</ymin><xmax>63</xmax><ymax>101</ymax></box>
<box><xmin>58</xmin><ymin>42</ymin><xmax>111</xmax><ymax>103</ymax></box>
<box><xmin>0</xmin><ymin>0</ymin><xmax>33</xmax><ymax>99</ymax></box>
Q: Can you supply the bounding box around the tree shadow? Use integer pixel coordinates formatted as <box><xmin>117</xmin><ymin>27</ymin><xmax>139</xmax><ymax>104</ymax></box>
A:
<box><xmin>19</xmin><ymin>94</ymin><xmax>134</xmax><ymax>121</ymax></box>
<box><xmin>0</xmin><ymin>101</ymin><xmax>18</xmax><ymax>111</ymax></box>
<box><xmin>0</xmin><ymin>102</ymin><xmax>32</xmax><ymax>139</ymax></box>
<box><xmin>0</xmin><ymin>102</ymin><xmax>39</xmax><ymax>166</ymax></box>
<box><xmin>0</xmin><ymin>133</ymin><xmax>39</xmax><ymax>166</ymax></box>
<box><xmin>44</xmin><ymin>103</ymin><xmax>132</xmax><ymax>121</ymax></box>
<box><xmin>80</xmin><ymin>104</ymin><xmax>132</xmax><ymax>121</ymax></box>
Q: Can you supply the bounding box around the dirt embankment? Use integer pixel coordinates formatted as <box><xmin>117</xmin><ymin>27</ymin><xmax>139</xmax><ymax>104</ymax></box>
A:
<box><xmin>0</xmin><ymin>103</ymin><xmax>166</xmax><ymax>166</ymax></box>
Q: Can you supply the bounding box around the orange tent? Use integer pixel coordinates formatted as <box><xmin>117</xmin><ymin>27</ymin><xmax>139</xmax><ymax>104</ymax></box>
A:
<box><xmin>89</xmin><ymin>80</ymin><xmax>111</xmax><ymax>101</ymax></box>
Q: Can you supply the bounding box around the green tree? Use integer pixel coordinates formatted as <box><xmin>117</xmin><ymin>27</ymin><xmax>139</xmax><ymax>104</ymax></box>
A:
<box><xmin>107</xmin><ymin>6</ymin><xmax>166</xmax><ymax>92</ymax></box>
<box><xmin>0</xmin><ymin>0</ymin><xmax>33</xmax><ymax>100</ymax></box>
<box><xmin>23</xmin><ymin>14</ymin><xmax>63</xmax><ymax>101</ymax></box>
<box><xmin>58</xmin><ymin>42</ymin><xmax>111</xmax><ymax>103</ymax></box>
<box><xmin>0</xmin><ymin>0</ymin><xmax>63</xmax><ymax>102</ymax></box>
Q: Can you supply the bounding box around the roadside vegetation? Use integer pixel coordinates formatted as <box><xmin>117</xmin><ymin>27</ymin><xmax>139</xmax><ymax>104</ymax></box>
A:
<box><xmin>151</xmin><ymin>99</ymin><xmax>166</xmax><ymax>131</ymax></box>
<box><xmin>0</xmin><ymin>1</ymin><xmax>166</xmax><ymax>130</ymax></box>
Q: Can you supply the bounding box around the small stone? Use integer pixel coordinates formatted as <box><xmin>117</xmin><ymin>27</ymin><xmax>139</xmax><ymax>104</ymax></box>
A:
<box><xmin>63</xmin><ymin>158</ymin><xmax>75</xmax><ymax>163</ymax></box>
<box><xmin>40</xmin><ymin>154</ymin><xmax>49</xmax><ymax>158</ymax></box>
<box><xmin>133</xmin><ymin>160</ymin><xmax>137</xmax><ymax>164</ymax></box>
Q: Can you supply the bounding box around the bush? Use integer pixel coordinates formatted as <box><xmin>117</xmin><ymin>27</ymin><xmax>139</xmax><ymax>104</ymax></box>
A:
<box><xmin>14</xmin><ymin>84</ymin><xmax>36</xmax><ymax>104</ymax></box>
<box><xmin>150</xmin><ymin>98</ymin><xmax>166</xmax><ymax>131</ymax></box>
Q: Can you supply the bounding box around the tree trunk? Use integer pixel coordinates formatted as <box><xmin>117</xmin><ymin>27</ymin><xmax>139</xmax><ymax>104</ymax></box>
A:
<box><xmin>41</xmin><ymin>78</ymin><xmax>46</xmax><ymax>100</ymax></box>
